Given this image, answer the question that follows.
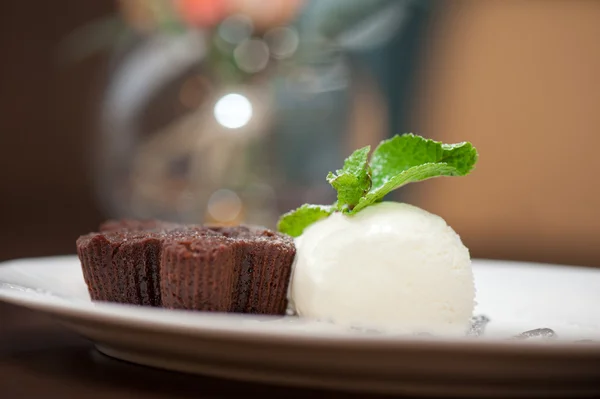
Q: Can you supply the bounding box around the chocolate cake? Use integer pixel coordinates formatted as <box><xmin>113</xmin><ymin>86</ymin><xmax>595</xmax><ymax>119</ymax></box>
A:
<box><xmin>160</xmin><ymin>234</ymin><xmax>237</xmax><ymax>312</ymax></box>
<box><xmin>77</xmin><ymin>223</ymin><xmax>174</xmax><ymax>307</ymax></box>
<box><xmin>161</xmin><ymin>225</ymin><xmax>296</xmax><ymax>314</ymax></box>
<box><xmin>76</xmin><ymin>222</ymin><xmax>296</xmax><ymax>315</ymax></box>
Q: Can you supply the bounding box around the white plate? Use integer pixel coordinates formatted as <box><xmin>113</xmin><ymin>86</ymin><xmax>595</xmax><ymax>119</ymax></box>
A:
<box><xmin>1</xmin><ymin>256</ymin><xmax>600</xmax><ymax>397</ymax></box>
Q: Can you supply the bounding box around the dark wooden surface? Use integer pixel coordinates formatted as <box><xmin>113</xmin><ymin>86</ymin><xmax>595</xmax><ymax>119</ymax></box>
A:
<box><xmin>0</xmin><ymin>302</ymin><xmax>392</xmax><ymax>399</ymax></box>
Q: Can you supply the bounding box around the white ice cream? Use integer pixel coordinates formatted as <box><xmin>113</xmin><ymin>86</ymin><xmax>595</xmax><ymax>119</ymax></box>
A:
<box><xmin>289</xmin><ymin>202</ymin><xmax>475</xmax><ymax>336</ymax></box>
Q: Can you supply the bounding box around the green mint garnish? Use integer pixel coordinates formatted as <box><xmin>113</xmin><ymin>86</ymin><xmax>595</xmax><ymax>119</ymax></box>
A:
<box><xmin>326</xmin><ymin>145</ymin><xmax>371</xmax><ymax>211</ymax></box>
<box><xmin>278</xmin><ymin>134</ymin><xmax>478</xmax><ymax>237</ymax></box>
<box><xmin>353</xmin><ymin>134</ymin><xmax>477</xmax><ymax>212</ymax></box>
<box><xmin>277</xmin><ymin>204</ymin><xmax>333</xmax><ymax>238</ymax></box>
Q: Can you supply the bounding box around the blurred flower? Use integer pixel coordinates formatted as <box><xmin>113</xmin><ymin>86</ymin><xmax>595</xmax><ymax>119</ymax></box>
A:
<box><xmin>118</xmin><ymin>0</ymin><xmax>306</xmax><ymax>38</ymax></box>
<box><xmin>174</xmin><ymin>0</ymin><xmax>228</xmax><ymax>28</ymax></box>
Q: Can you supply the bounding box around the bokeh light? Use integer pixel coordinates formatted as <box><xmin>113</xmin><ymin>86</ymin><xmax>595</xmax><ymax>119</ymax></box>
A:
<box><xmin>213</xmin><ymin>93</ymin><xmax>253</xmax><ymax>129</ymax></box>
<box><xmin>264</xmin><ymin>27</ymin><xmax>299</xmax><ymax>59</ymax></box>
<box><xmin>233</xmin><ymin>38</ymin><xmax>270</xmax><ymax>73</ymax></box>
<box><xmin>218</xmin><ymin>14</ymin><xmax>253</xmax><ymax>46</ymax></box>
<box><xmin>207</xmin><ymin>189</ymin><xmax>243</xmax><ymax>223</ymax></box>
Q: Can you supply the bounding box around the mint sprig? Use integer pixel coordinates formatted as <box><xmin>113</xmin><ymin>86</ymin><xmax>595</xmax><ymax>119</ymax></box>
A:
<box><xmin>353</xmin><ymin>135</ymin><xmax>477</xmax><ymax>212</ymax></box>
<box><xmin>277</xmin><ymin>134</ymin><xmax>478</xmax><ymax>237</ymax></box>
<box><xmin>326</xmin><ymin>145</ymin><xmax>371</xmax><ymax>211</ymax></box>
<box><xmin>277</xmin><ymin>204</ymin><xmax>333</xmax><ymax>238</ymax></box>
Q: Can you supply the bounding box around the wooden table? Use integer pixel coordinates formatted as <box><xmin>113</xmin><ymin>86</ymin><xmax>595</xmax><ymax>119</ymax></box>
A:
<box><xmin>0</xmin><ymin>302</ymin><xmax>392</xmax><ymax>398</ymax></box>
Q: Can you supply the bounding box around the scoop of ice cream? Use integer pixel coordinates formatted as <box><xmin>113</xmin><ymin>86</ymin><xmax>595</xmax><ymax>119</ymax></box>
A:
<box><xmin>289</xmin><ymin>201</ymin><xmax>475</xmax><ymax>336</ymax></box>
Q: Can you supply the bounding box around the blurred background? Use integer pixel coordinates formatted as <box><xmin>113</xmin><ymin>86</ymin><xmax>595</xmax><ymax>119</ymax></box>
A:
<box><xmin>1</xmin><ymin>0</ymin><xmax>599</xmax><ymax>267</ymax></box>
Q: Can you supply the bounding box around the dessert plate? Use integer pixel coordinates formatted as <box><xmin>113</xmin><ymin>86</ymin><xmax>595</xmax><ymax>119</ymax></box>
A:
<box><xmin>1</xmin><ymin>256</ymin><xmax>600</xmax><ymax>397</ymax></box>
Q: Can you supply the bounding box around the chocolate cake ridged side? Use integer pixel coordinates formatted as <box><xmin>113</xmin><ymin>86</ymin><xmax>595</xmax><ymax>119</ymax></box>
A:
<box><xmin>230</xmin><ymin>243</ymin><xmax>252</xmax><ymax>313</ymax></box>
<box><xmin>111</xmin><ymin>241</ymin><xmax>133</xmax><ymax>304</ymax></box>
<box><xmin>76</xmin><ymin>234</ymin><xmax>114</xmax><ymax>302</ymax></box>
<box><xmin>208</xmin><ymin>245</ymin><xmax>237</xmax><ymax>312</ymax></box>
<box><xmin>160</xmin><ymin>241</ymin><xmax>236</xmax><ymax>312</ymax></box>
<box><xmin>273</xmin><ymin>245</ymin><xmax>296</xmax><ymax>313</ymax></box>
<box><xmin>111</xmin><ymin>238</ymin><xmax>163</xmax><ymax>306</ymax></box>
<box><xmin>160</xmin><ymin>243</ymin><xmax>186</xmax><ymax>309</ymax></box>
<box><xmin>236</xmin><ymin>241</ymin><xmax>295</xmax><ymax>315</ymax></box>
<box><xmin>261</xmin><ymin>243</ymin><xmax>295</xmax><ymax>315</ymax></box>
<box><xmin>143</xmin><ymin>240</ymin><xmax>163</xmax><ymax>307</ymax></box>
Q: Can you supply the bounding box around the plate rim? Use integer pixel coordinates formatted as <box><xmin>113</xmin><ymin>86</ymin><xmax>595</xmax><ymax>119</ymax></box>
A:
<box><xmin>1</xmin><ymin>255</ymin><xmax>600</xmax><ymax>356</ymax></box>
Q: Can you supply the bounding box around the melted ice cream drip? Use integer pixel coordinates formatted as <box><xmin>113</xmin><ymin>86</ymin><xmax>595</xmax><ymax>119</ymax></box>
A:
<box><xmin>512</xmin><ymin>328</ymin><xmax>557</xmax><ymax>340</ymax></box>
<box><xmin>467</xmin><ymin>315</ymin><xmax>490</xmax><ymax>337</ymax></box>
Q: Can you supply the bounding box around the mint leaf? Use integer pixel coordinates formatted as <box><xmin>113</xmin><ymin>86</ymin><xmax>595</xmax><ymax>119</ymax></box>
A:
<box><xmin>326</xmin><ymin>146</ymin><xmax>371</xmax><ymax>211</ymax></box>
<box><xmin>277</xmin><ymin>204</ymin><xmax>333</xmax><ymax>237</ymax></box>
<box><xmin>276</xmin><ymin>134</ymin><xmax>478</xmax><ymax>236</ymax></box>
<box><xmin>352</xmin><ymin>134</ymin><xmax>477</xmax><ymax>213</ymax></box>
